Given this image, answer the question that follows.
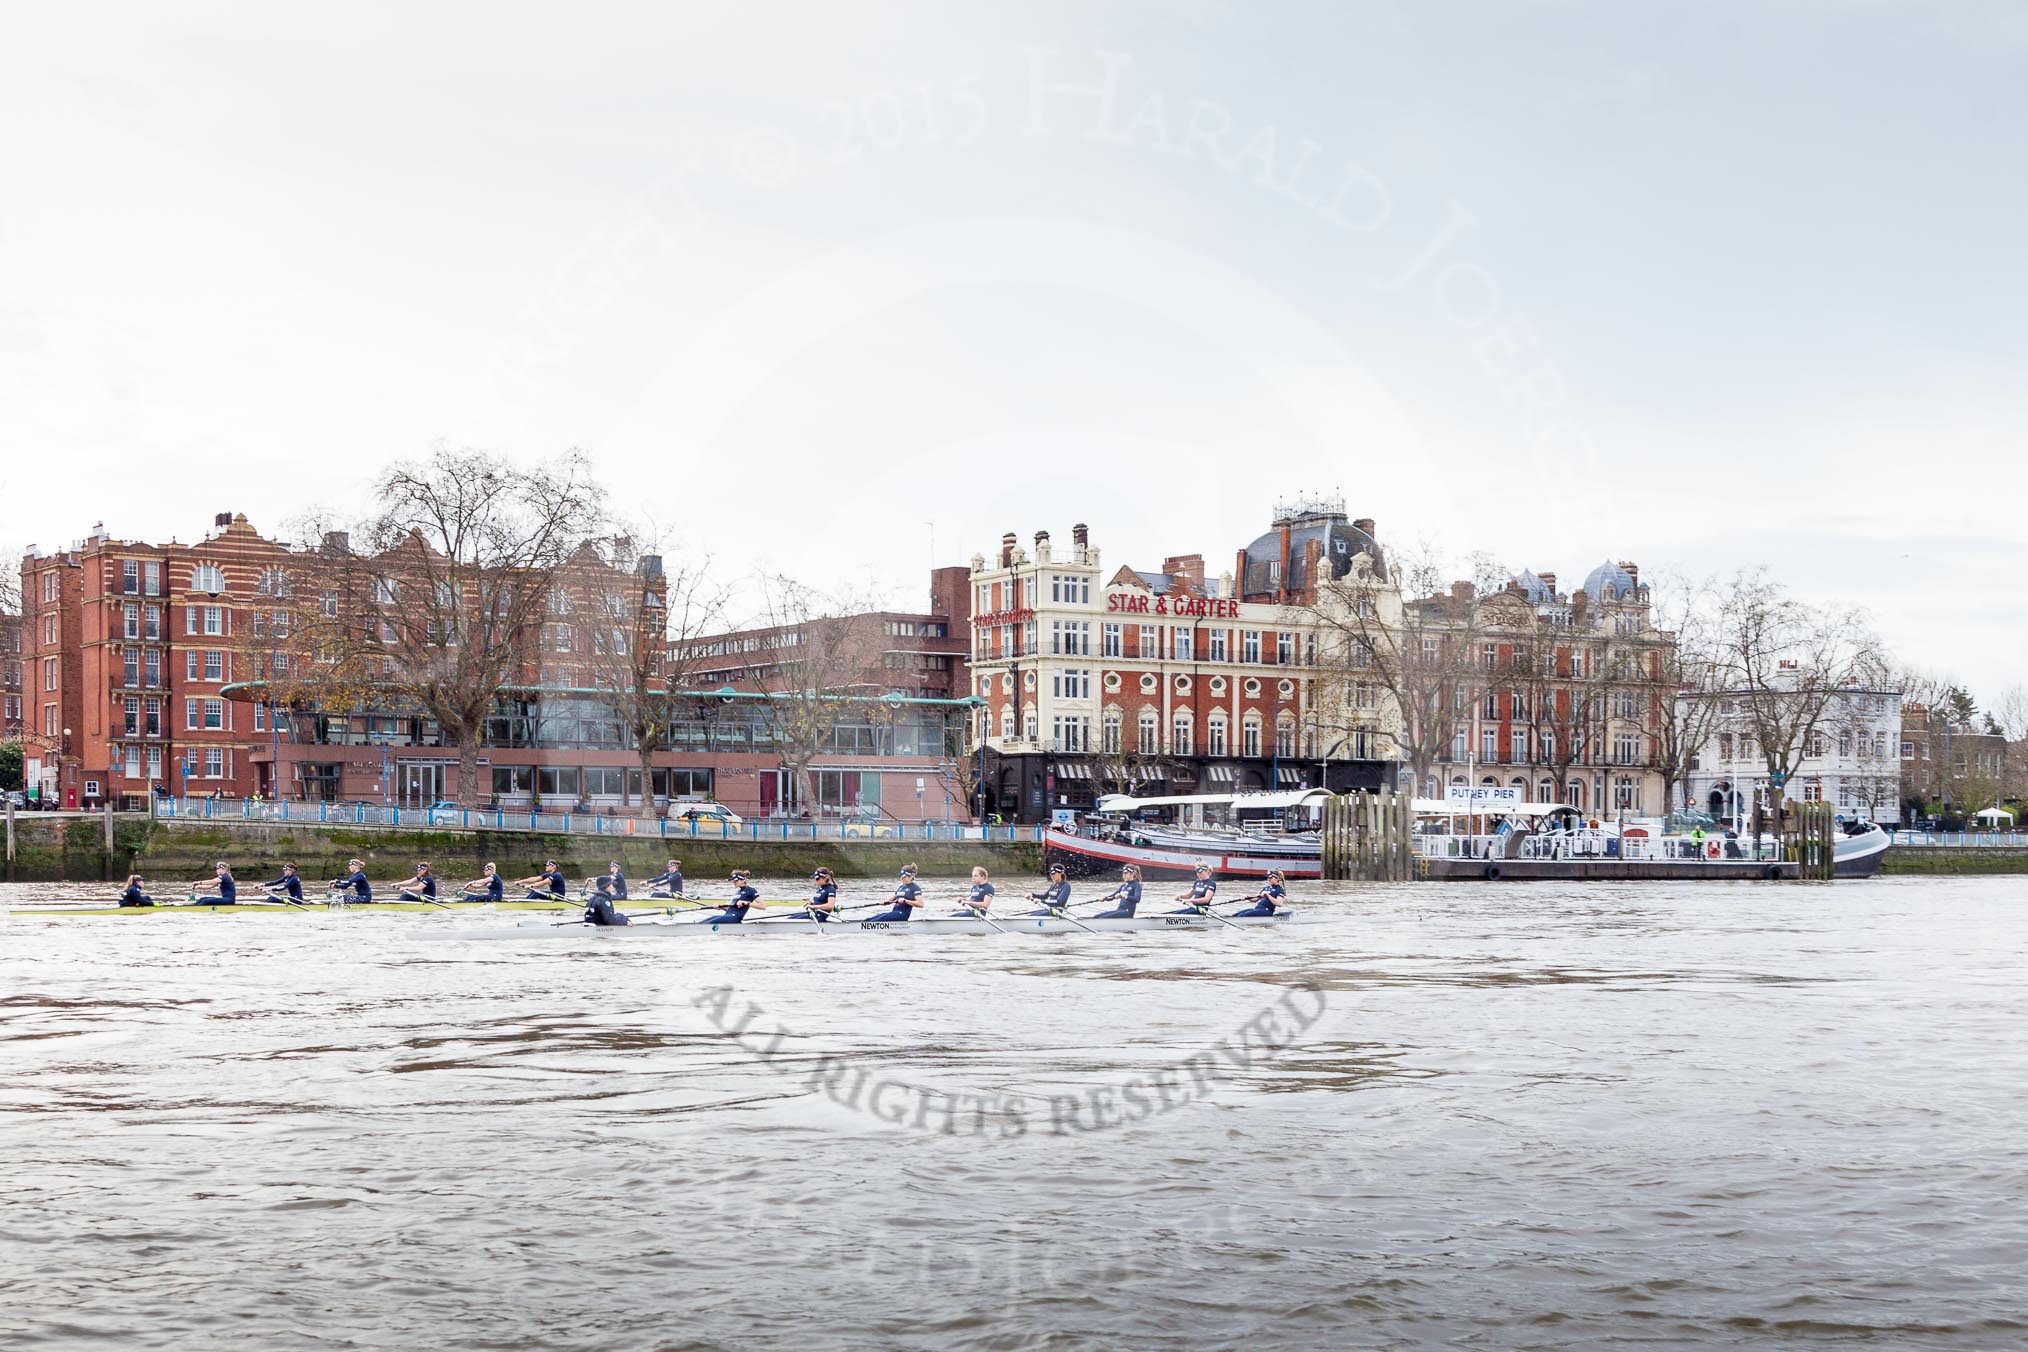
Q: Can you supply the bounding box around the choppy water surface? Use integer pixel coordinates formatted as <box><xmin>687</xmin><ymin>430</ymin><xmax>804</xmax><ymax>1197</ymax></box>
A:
<box><xmin>3</xmin><ymin>875</ymin><xmax>2025</xmax><ymax>1349</ymax></box>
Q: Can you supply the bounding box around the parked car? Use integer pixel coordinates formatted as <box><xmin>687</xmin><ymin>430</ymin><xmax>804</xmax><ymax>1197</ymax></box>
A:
<box><xmin>425</xmin><ymin>800</ymin><xmax>462</xmax><ymax>813</ymax></box>
<box><xmin>671</xmin><ymin>803</ymin><xmax>744</xmax><ymax>832</ymax></box>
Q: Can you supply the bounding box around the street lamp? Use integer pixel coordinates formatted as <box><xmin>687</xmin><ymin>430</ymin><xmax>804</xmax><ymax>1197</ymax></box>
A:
<box><xmin>963</xmin><ymin>695</ymin><xmax>987</xmax><ymax>825</ymax></box>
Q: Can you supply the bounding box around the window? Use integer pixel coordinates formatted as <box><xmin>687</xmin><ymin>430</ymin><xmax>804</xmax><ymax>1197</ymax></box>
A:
<box><xmin>537</xmin><ymin>766</ymin><xmax>580</xmax><ymax>798</ymax></box>
<box><xmin>320</xmin><ymin>590</ymin><xmax>339</xmax><ymax>618</ymax></box>
<box><xmin>191</xmin><ymin>565</ymin><xmax>225</xmax><ymax>594</ymax></box>
<box><xmin>1050</xmin><ymin>620</ymin><xmax>1090</xmax><ymax>656</ymax></box>
<box><xmin>1138</xmin><ymin>625</ymin><xmax>1157</xmax><ymax>658</ymax></box>
<box><xmin>122</xmin><ymin>560</ymin><xmax>140</xmax><ymax>594</ymax></box>
<box><xmin>143</xmin><ymin>561</ymin><xmax>161</xmax><ymax>595</ymax></box>
<box><xmin>146</xmin><ymin>746</ymin><xmax>162</xmax><ymax>778</ymax></box>
<box><xmin>1615</xmin><ymin>775</ymin><xmax>1637</xmax><ymax>810</ymax></box>
<box><xmin>124</xmin><ymin>650</ymin><xmax>140</xmax><ymax>687</ymax></box>
<box><xmin>205</xmin><ymin>606</ymin><xmax>223</xmax><ymax>636</ymax></box>
<box><xmin>144</xmin><ymin>605</ymin><xmax>161</xmax><ymax>640</ymax></box>
<box><xmin>1052</xmin><ymin>715</ymin><xmax>1088</xmax><ymax>751</ymax></box>
<box><xmin>1482</xmin><ymin>643</ymin><xmax>1499</xmax><ymax>668</ymax></box>
<box><xmin>1209</xmin><ymin>629</ymin><xmax>1228</xmax><ymax>662</ymax></box>
<box><xmin>123</xmin><ymin>697</ymin><xmax>139</xmax><ymax>735</ymax></box>
<box><xmin>203</xmin><ymin>747</ymin><xmax>225</xmax><ymax>778</ymax></box>
<box><xmin>1139</xmin><ymin>710</ymin><xmax>1159</xmax><ymax>753</ymax></box>
<box><xmin>1172</xmin><ymin>714</ymin><xmax>1193</xmax><ymax>756</ymax></box>
<box><xmin>1207</xmin><ymin>715</ymin><xmax>1228</xmax><ymax>757</ymax></box>
<box><xmin>1242</xmin><ymin>631</ymin><xmax>1261</xmax><ymax>663</ymax></box>
<box><xmin>1275</xmin><ymin>719</ymin><xmax>1295</xmax><ymax>758</ymax></box>
<box><xmin>44</xmin><ymin>703</ymin><xmax>57</xmax><ymax>737</ymax></box>
<box><xmin>43</xmin><ymin>657</ymin><xmax>58</xmax><ymax>691</ymax></box>
<box><xmin>123</xmin><ymin>603</ymin><xmax>140</xmax><ymax>639</ymax></box>
<box><xmin>43</xmin><ymin>613</ymin><xmax>57</xmax><ymax>644</ymax></box>
<box><xmin>1102</xmin><ymin>709</ymin><xmax>1122</xmax><ymax>753</ymax></box>
<box><xmin>253</xmin><ymin>704</ymin><xmax>266</xmax><ymax>732</ymax></box>
<box><xmin>1001</xmin><ymin>708</ymin><xmax>1014</xmax><ymax>739</ymax></box>
<box><xmin>145</xmin><ymin>699</ymin><xmax>161</xmax><ymax>735</ymax></box>
<box><xmin>1052</xmin><ymin>669</ymin><xmax>1091</xmax><ymax>700</ymax></box>
<box><xmin>1139</xmin><ymin>673</ymin><xmax>1157</xmax><ymax>693</ymax></box>
<box><xmin>1483</xmin><ymin>691</ymin><xmax>1499</xmax><ymax>719</ymax></box>
<box><xmin>1241</xmin><ymin>717</ymin><xmax>1261</xmax><ymax>758</ymax></box>
<box><xmin>144</xmin><ymin>649</ymin><xmax>161</xmax><ymax>688</ymax></box>
<box><xmin>206</xmin><ymin>650</ymin><xmax>223</xmax><ymax>682</ymax></box>
<box><xmin>1511</xmin><ymin>728</ymin><xmax>1527</xmax><ymax>762</ymax></box>
<box><xmin>1048</xmin><ymin>573</ymin><xmax>1090</xmax><ymax>605</ymax></box>
<box><xmin>1102</xmin><ymin>623</ymin><xmax>1121</xmax><ymax>658</ymax></box>
<box><xmin>1276</xmin><ymin>633</ymin><xmax>1293</xmax><ymax>665</ymax></box>
<box><xmin>1837</xmin><ymin>733</ymin><xmax>1852</xmax><ymax>759</ymax></box>
<box><xmin>374</xmin><ymin>578</ymin><xmax>400</xmax><ymax>606</ymax></box>
<box><xmin>1614</xmin><ymin>732</ymin><xmax>1639</xmax><ymax>764</ymax></box>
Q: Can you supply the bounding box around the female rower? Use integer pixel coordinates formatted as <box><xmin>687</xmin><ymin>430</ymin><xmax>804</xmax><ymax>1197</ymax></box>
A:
<box><xmin>805</xmin><ymin>867</ymin><xmax>839</xmax><ymax>921</ymax></box>
<box><xmin>459</xmin><ymin>862</ymin><xmax>505</xmax><ymax>902</ymax></box>
<box><xmin>584</xmin><ymin>878</ymin><xmax>630</xmax><ymax>927</ymax></box>
<box><xmin>696</xmin><ymin>870</ymin><xmax>760</xmax><ymax>923</ymax></box>
<box><xmin>956</xmin><ymin>866</ymin><xmax>995</xmax><ymax>917</ymax></box>
<box><xmin>602</xmin><ymin>862</ymin><xmax>628</xmax><ymax>900</ymax></box>
<box><xmin>1091</xmin><ymin>864</ymin><xmax>1142</xmax><ymax>919</ymax></box>
<box><xmin>190</xmin><ymin>861</ymin><xmax>238</xmax><ymax>905</ymax></box>
<box><xmin>260</xmin><ymin>863</ymin><xmax>305</xmax><ymax>902</ymax></box>
<box><xmin>397</xmin><ymin>862</ymin><xmax>437</xmax><ymax>903</ymax></box>
<box><xmin>644</xmin><ymin>859</ymin><xmax>685</xmax><ymax>899</ymax></box>
<box><xmin>1024</xmin><ymin>864</ymin><xmax>1071</xmax><ymax>916</ymax></box>
<box><xmin>1231</xmin><ymin>871</ymin><xmax>1289</xmax><ymax>918</ymax></box>
<box><xmin>118</xmin><ymin>873</ymin><xmax>155</xmax><ymax>908</ymax></box>
<box><xmin>332</xmin><ymin>859</ymin><xmax>372</xmax><ymax>903</ymax></box>
<box><xmin>515</xmin><ymin>860</ymin><xmax>567</xmax><ymax>901</ymax></box>
<box><xmin>859</xmin><ymin>865</ymin><xmax>924</xmax><ymax>922</ymax></box>
<box><xmin>1170</xmin><ymin>864</ymin><xmax>1217</xmax><ymax>914</ymax></box>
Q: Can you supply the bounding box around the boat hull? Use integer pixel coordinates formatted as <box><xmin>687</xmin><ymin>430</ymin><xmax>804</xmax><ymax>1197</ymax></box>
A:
<box><xmin>1833</xmin><ymin>825</ymin><xmax>1892</xmax><ymax>878</ymax></box>
<box><xmin>433</xmin><ymin>911</ymin><xmax>1302</xmax><ymax>940</ymax></box>
<box><xmin>1043</xmin><ymin>828</ymin><xmax>1320</xmax><ymax>881</ymax></box>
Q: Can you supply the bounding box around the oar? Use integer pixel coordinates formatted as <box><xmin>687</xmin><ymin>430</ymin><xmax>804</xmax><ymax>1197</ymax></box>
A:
<box><xmin>1026</xmin><ymin>901</ymin><xmax>1100</xmax><ymax>935</ymax></box>
<box><xmin>256</xmin><ymin>887</ymin><xmax>312</xmax><ymax>912</ymax></box>
<box><xmin>957</xmin><ymin>903</ymin><xmax>1009</xmax><ymax>935</ymax></box>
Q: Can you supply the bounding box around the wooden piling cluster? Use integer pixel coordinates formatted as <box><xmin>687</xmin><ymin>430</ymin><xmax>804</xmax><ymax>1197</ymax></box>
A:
<box><xmin>1788</xmin><ymin>800</ymin><xmax>1837</xmax><ymax>881</ymax></box>
<box><xmin>1321</xmin><ymin>787</ymin><xmax>1413</xmax><ymax>881</ymax></box>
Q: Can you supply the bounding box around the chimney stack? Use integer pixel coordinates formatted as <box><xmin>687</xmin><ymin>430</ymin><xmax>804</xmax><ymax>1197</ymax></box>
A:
<box><xmin>323</xmin><ymin>530</ymin><xmax>351</xmax><ymax>554</ymax></box>
<box><xmin>1352</xmin><ymin>517</ymin><xmax>1375</xmax><ymax>536</ymax></box>
<box><xmin>1451</xmin><ymin>580</ymin><xmax>1476</xmax><ymax>603</ymax></box>
<box><xmin>1034</xmin><ymin>530</ymin><xmax>1051</xmax><ymax>563</ymax></box>
<box><xmin>1620</xmin><ymin>561</ymin><xmax>1640</xmax><ymax>587</ymax></box>
<box><xmin>215</xmin><ymin>512</ymin><xmax>233</xmax><ymax>529</ymax></box>
<box><xmin>999</xmin><ymin>532</ymin><xmax>1016</xmax><ymax>568</ymax></box>
<box><xmin>1539</xmin><ymin>571</ymin><xmax>1557</xmax><ymax>595</ymax></box>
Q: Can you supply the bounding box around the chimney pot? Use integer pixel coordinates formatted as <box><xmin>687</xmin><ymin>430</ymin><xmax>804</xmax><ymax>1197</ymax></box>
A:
<box><xmin>215</xmin><ymin>512</ymin><xmax>233</xmax><ymax>529</ymax></box>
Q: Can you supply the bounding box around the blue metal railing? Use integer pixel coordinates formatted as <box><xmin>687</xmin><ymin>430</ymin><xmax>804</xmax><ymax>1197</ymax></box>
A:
<box><xmin>151</xmin><ymin>796</ymin><xmax>1045</xmax><ymax>843</ymax></box>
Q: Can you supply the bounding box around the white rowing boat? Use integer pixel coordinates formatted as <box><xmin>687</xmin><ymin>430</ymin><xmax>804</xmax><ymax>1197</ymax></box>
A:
<box><xmin>427</xmin><ymin>911</ymin><xmax>1303</xmax><ymax>940</ymax></box>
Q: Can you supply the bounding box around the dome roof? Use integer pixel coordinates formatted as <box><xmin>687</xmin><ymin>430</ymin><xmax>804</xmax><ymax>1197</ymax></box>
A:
<box><xmin>1583</xmin><ymin>560</ymin><xmax>1637</xmax><ymax>602</ymax></box>
<box><xmin>1514</xmin><ymin>570</ymin><xmax>1554</xmax><ymax>604</ymax></box>
<box><xmin>1240</xmin><ymin>515</ymin><xmax>1382</xmax><ymax>595</ymax></box>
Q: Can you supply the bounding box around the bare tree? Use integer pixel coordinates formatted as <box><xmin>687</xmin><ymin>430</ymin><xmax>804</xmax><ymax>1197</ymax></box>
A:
<box><xmin>1645</xmin><ymin>571</ymin><xmax>1726</xmax><ymax>817</ymax></box>
<box><xmin>1713</xmin><ymin>568</ymin><xmax>1880</xmax><ymax>830</ymax></box>
<box><xmin>569</xmin><ymin>532</ymin><xmax>728</xmax><ymax>818</ymax></box>
<box><xmin>288</xmin><ymin>445</ymin><xmax>605</xmax><ymax>808</ymax></box>
<box><xmin>1312</xmin><ymin>542</ymin><xmax>1505</xmax><ymax>796</ymax></box>
<box><xmin>744</xmin><ymin>574</ymin><xmax>888</xmax><ymax>817</ymax></box>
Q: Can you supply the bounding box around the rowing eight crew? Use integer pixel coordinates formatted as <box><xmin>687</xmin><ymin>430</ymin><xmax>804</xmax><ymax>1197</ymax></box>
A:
<box><xmin>579</xmin><ymin>862</ymin><xmax>1292</xmax><ymax>926</ymax></box>
<box><xmin>117</xmin><ymin>857</ymin><xmax>688</xmax><ymax>908</ymax></box>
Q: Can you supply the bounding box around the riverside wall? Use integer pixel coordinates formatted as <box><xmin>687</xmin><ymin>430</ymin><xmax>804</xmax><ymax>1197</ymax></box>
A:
<box><xmin>123</xmin><ymin>820</ymin><xmax>1042</xmax><ymax>883</ymax></box>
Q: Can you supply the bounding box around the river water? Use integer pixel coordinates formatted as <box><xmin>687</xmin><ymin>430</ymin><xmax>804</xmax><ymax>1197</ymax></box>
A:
<box><xmin>2</xmin><ymin>874</ymin><xmax>2024</xmax><ymax>1350</ymax></box>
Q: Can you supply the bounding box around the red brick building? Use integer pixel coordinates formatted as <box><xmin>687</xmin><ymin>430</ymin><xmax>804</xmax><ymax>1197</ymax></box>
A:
<box><xmin>18</xmin><ymin>514</ymin><xmax>292</xmax><ymax>809</ymax></box>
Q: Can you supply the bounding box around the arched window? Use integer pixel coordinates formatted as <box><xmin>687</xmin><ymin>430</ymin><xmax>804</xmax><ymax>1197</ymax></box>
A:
<box><xmin>1241</xmin><ymin>716</ymin><xmax>1262</xmax><ymax>758</ymax></box>
<box><xmin>1000</xmin><ymin>707</ymin><xmax>1013</xmax><ymax>739</ymax></box>
<box><xmin>1172</xmin><ymin>712</ymin><xmax>1194</xmax><ymax>756</ymax></box>
<box><xmin>1138</xmin><ymin>709</ymin><xmax>1159</xmax><ymax>754</ymax></box>
<box><xmin>1567</xmin><ymin>778</ymin><xmax>1585</xmax><ymax>811</ymax></box>
<box><xmin>1206</xmin><ymin>713</ymin><xmax>1228</xmax><ymax>757</ymax></box>
<box><xmin>1101</xmin><ymin>707</ymin><xmax>1123</xmax><ymax>754</ymax></box>
<box><xmin>1538</xmin><ymin>777</ymin><xmax>1554</xmax><ymax>802</ymax></box>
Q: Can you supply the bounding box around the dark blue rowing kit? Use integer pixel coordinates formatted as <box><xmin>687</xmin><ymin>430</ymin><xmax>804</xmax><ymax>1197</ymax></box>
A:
<box><xmin>525</xmin><ymin>868</ymin><xmax>566</xmax><ymax>900</ymax></box>
<box><xmin>700</xmin><ymin>884</ymin><xmax>760</xmax><ymax>923</ymax></box>
<box><xmin>400</xmin><ymin>873</ymin><xmax>437</xmax><ymax>901</ymax></box>
<box><xmin>1025</xmin><ymin>879</ymin><xmax>1071</xmax><ymax>915</ymax></box>
<box><xmin>646</xmin><ymin>869</ymin><xmax>685</xmax><ymax>897</ymax></box>
<box><xmin>1170</xmin><ymin>878</ymin><xmax>1217</xmax><ymax>914</ymax></box>
<box><xmin>960</xmin><ymin>881</ymin><xmax>996</xmax><ymax>913</ymax></box>
<box><xmin>120</xmin><ymin>882</ymin><xmax>154</xmax><ymax>907</ymax></box>
<box><xmin>862</xmin><ymin>880</ymin><xmax>921</xmax><ymax>923</ymax></box>
<box><xmin>1233</xmin><ymin>882</ymin><xmax>1287</xmax><ymax>918</ymax></box>
<box><xmin>335</xmin><ymin>870</ymin><xmax>372</xmax><ymax>901</ymax></box>
<box><xmin>209</xmin><ymin>874</ymin><xmax>237</xmax><ymax>904</ymax></box>
<box><xmin>1092</xmin><ymin>879</ymin><xmax>1141</xmax><ymax>919</ymax></box>
<box><xmin>464</xmin><ymin>873</ymin><xmax>505</xmax><ymax>902</ymax></box>
<box><xmin>584</xmin><ymin>894</ymin><xmax>630</xmax><ymax>926</ymax></box>
<box><xmin>262</xmin><ymin>874</ymin><xmax>304</xmax><ymax>901</ymax></box>
<box><xmin>605</xmin><ymin>871</ymin><xmax>628</xmax><ymax>900</ymax></box>
<box><xmin>806</xmin><ymin>881</ymin><xmax>838</xmax><ymax>920</ymax></box>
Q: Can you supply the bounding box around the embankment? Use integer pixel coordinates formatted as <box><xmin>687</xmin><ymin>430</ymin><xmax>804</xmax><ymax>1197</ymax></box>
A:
<box><xmin>125</xmin><ymin>820</ymin><xmax>1041</xmax><ymax>882</ymax></box>
<box><xmin>2</xmin><ymin>812</ymin><xmax>153</xmax><ymax>881</ymax></box>
<box><xmin>1879</xmin><ymin>847</ymin><xmax>2028</xmax><ymax>875</ymax></box>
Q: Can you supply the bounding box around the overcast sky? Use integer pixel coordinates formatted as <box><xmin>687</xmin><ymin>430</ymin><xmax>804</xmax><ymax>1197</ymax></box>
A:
<box><xmin>3</xmin><ymin>2</ymin><xmax>2023</xmax><ymax>698</ymax></box>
